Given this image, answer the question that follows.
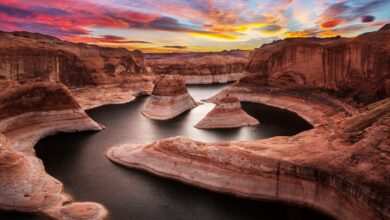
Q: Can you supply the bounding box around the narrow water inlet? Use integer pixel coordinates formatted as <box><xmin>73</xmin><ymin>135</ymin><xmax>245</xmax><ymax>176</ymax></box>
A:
<box><xmin>1</xmin><ymin>84</ymin><xmax>324</xmax><ymax>220</ymax></box>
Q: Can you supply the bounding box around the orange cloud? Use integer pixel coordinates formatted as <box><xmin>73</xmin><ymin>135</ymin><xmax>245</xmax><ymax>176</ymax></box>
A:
<box><xmin>283</xmin><ymin>31</ymin><xmax>311</xmax><ymax>38</ymax></box>
<box><xmin>188</xmin><ymin>31</ymin><xmax>238</xmax><ymax>40</ymax></box>
<box><xmin>320</xmin><ymin>19</ymin><xmax>343</xmax><ymax>30</ymax></box>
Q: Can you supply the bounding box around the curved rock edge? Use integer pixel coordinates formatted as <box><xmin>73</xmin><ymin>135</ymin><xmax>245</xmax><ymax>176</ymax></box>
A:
<box><xmin>106</xmin><ymin>97</ymin><xmax>390</xmax><ymax>220</ymax></box>
<box><xmin>141</xmin><ymin>93</ymin><xmax>199</xmax><ymax>120</ymax></box>
<box><xmin>0</xmin><ymin>82</ymin><xmax>155</xmax><ymax>219</ymax></box>
<box><xmin>205</xmin><ymin>85</ymin><xmax>359</xmax><ymax>127</ymax></box>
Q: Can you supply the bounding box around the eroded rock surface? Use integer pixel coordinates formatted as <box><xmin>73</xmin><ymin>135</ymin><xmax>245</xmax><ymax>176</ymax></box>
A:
<box><xmin>205</xmin><ymin>74</ymin><xmax>359</xmax><ymax>127</ymax></box>
<box><xmin>0</xmin><ymin>31</ymin><xmax>148</xmax><ymax>88</ymax></box>
<box><xmin>107</xmin><ymin>97</ymin><xmax>390</xmax><ymax>220</ymax></box>
<box><xmin>146</xmin><ymin>50</ymin><xmax>250</xmax><ymax>84</ymax></box>
<box><xmin>0</xmin><ymin>83</ymin><xmax>107</xmax><ymax>219</ymax></box>
<box><xmin>195</xmin><ymin>95</ymin><xmax>259</xmax><ymax>129</ymax></box>
<box><xmin>247</xmin><ymin>26</ymin><xmax>390</xmax><ymax>104</ymax></box>
<box><xmin>142</xmin><ymin>75</ymin><xmax>198</xmax><ymax>120</ymax></box>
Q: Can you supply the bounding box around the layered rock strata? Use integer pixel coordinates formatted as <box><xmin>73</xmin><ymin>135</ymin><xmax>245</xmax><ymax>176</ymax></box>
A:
<box><xmin>205</xmin><ymin>77</ymin><xmax>358</xmax><ymax>127</ymax></box>
<box><xmin>142</xmin><ymin>75</ymin><xmax>198</xmax><ymax>120</ymax></box>
<box><xmin>71</xmin><ymin>75</ymin><xmax>154</xmax><ymax>110</ymax></box>
<box><xmin>0</xmin><ymin>31</ymin><xmax>155</xmax><ymax>110</ymax></box>
<box><xmin>247</xmin><ymin>25</ymin><xmax>390</xmax><ymax>104</ymax></box>
<box><xmin>195</xmin><ymin>95</ymin><xmax>259</xmax><ymax>129</ymax></box>
<box><xmin>146</xmin><ymin>50</ymin><xmax>250</xmax><ymax>84</ymax></box>
<box><xmin>0</xmin><ymin>82</ymin><xmax>107</xmax><ymax>219</ymax></box>
<box><xmin>107</xmin><ymin>97</ymin><xmax>390</xmax><ymax>220</ymax></box>
<box><xmin>0</xmin><ymin>31</ymin><xmax>148</xmax><ymax>88</ymax></box>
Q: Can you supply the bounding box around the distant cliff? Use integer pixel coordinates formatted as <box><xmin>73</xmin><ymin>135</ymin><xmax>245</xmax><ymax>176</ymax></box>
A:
<box><xmin>146</xmin><ymin>50</ymin><xmax>251</xmax><ymax>84</ymax></box>
<box><xmin>0</xmin><ymin>31</ymin><xmax>147</xmax><ymax>88</ymax></box>
<box><xmin>247</xmin><ymin>25</ymin><xmax>390</xmax><ymax>103</ymax></box>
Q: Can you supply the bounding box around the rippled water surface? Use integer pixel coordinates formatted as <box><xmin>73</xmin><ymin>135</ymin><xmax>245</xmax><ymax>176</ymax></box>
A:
<box><xmin>1</xmin><ymin>84</ymin><xmax>334</xmax><ymax>220</ymax></box>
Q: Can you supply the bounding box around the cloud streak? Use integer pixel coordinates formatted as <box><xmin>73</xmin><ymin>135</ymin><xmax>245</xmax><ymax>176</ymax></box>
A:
<box><xmin>0</xmin><ymin>0</ymin><xmax>389</xmax><ymax>52</ymax></box>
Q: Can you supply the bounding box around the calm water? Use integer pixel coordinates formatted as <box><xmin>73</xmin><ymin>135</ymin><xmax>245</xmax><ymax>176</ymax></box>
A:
<box><xmin>1</xmin><ymin>85</ymin><xmax>333</xmax><ymax>220</ymax></box>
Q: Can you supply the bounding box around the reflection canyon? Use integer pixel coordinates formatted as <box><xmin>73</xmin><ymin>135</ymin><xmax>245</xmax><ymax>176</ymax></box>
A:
<box><xmin>0</xmin><ymin>23</ymin><xmax>389</xmax><ymax>220</ymax></box>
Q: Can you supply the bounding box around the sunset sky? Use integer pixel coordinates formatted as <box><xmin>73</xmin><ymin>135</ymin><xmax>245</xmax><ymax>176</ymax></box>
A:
<box><xmin>1</xmin><ymin>0</ymin><xmax>389</xmax><ymax>52</ymax></box>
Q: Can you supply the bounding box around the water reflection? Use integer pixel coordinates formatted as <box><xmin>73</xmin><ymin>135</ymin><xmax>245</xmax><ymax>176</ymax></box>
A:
<box><xmin>3</xmin><ymin>84</ymin><xmax>327</xmax><ymax>220</ymax></box>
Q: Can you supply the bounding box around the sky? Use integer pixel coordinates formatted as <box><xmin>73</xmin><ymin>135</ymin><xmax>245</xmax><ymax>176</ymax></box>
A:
<box><xmin>0</xmin><ymin>0</ymin><xmax>389</xmax><ymax>53</ymax></box>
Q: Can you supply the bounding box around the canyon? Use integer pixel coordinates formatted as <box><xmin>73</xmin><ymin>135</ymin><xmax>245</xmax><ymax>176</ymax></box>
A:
<box><xmin>0</xmin><ymin>31</ymin><xmax>155</xmax><ymax>110</ymax></box>
<box><xmin>107</xmin><ymin>97</ymin><xmax>390</xmax><ymax>220</ymax></box>
<box><xmin>107</xmin><ymin>25</ymin><xmax>390</xmax><ymax>220</ymax></box>
<box><xmin>0</xmin><ymin>24</ymin><xmax>389</xmax><ymax>220</ymax></box>
<box><xmin>0</xmin><ymin>82</ymin><xmax>107</xmax><ymax>219</ymax></box>
<box><xmin>247</xmin><ymin>24</ymin><xmax>390</xmax><ymax>104</ymax></box>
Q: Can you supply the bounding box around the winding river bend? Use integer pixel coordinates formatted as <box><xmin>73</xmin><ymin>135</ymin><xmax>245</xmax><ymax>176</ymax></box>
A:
<box><xmin>1</xmin><ymin>84</ymin><xmax>334</xmax><ymax>220</ymax></box>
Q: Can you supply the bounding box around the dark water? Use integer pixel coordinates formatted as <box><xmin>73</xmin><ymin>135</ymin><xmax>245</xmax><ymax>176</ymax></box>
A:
<box><xmin>2</xmin><ymin>85</ymin><xmax>334</xmax><ymax>220</ymax></box>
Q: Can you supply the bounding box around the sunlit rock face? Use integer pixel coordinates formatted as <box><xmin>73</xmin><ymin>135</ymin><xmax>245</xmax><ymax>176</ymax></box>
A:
<box><xmin>107</xmin><ymin>97</ymin><xmax>390</xmax><ymax>220</ymax></box>
<box><xmin>146</xmin><ymin>50</ymin><xmax>251</xmax><ymax>84</ymax></box>
<box><xmin>247</xmin><ymin>26</ymin><xmax>390</xmax><ymax>104</ymax></box>
<box><xmin>206</xmin><ymin>74</ymin><xmax>360</xmax><ymax>127</ymax></box>
<box><xmin>195</xmin><ymin>95</ymin><xmax>259</xmax><ymax>129</ymax></box>
<box><xmin>0</xmin><ymin>83</ymin><xmax>106</xmax><ymax>219</ymax></box>
<box><xmin>0</xmin><ymin>31</ymin><xmax>148</xmax><ymax>88</ymax></box>
<box><xmin>142</xmin><ymin>75</ymin><xmax>198</xmax><ymax>120</ymax></box>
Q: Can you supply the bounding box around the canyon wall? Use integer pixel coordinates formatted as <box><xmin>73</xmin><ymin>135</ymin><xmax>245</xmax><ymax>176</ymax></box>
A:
<box><xmin>0</xmin><ymin>31</ymin><xmax>148</xmax><ymax>88</ymax></box>
<box><xmin>0</xmin><ymin>82</ymin><xmax>106</xmax><ymax>219</ymax></box>
<box><xmin>146</xmin><ymin>50</ymin><xmax>250</xmax><ymax>84</ymax></box>
<box><xmin>107</xmin><ymin>97</ymin><xmax>390</xmax><ymax>220</ymax></box>
<box><xmin>247</xmin><ymin>25</ymin><xmax>390</xmax><ymax>103</ymax></box>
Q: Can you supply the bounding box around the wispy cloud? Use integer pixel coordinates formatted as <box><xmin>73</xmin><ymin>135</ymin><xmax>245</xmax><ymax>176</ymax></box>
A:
<box><xmin>0</xmin><ymin>0</ymin><xmax>389</xmax><ymax>52</ymax></box>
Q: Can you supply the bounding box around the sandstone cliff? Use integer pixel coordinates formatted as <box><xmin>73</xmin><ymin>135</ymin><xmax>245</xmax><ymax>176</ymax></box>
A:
<box><xmin>195</xmin><ymin>95</ymin><xmax>259</xmax><ymax>129</ymax></box>
<box><xmin>206</xmin><ymin>74</ymin><xmax>359</xmax><ymax>127</ymax></box>
<box><xmin>107</xmin><ymin>97</ymin><xmax>390</xmax><ymax>220</ymax></box>
<box><xmin>146</xmin><ymin>50</ymin><xmax>250</xmax><ymax>84</ymax></box>
<box><xmin>247</xmin><ymin>26</ymin><xmax>390</xmax><ymax>104</ymax></box>
<box><xmin>142</xmin><ymin>75</ymin><xmax>198</xmax><ymax>120</ymax></box>
<box><xmin>0</xmin><ymin>82</ymin><xmax>107</xmax><ymax>219</ymax></box>
<box><xmin>0</xmin><ymin>31</ymin><xmax>148</xmax><ymax>88</ymax></box>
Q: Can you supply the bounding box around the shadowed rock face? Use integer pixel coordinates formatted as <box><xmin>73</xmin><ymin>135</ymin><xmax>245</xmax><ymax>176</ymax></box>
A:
<box><xmin>0</xmin><ymin>83</ymin><xmax>106</xmax><ymax>219</ymax></box>
<box><xmin>195</xmin><ymin>95</ymin><xmax>259</xmax><ymax>129</ymax></box>
<box><xmin>247</xmin><ymin>26</ymin><xmax>390</xmax><ymax>104</ymax></box>
<box><xmin>142</xmin><ymin>75</ymin><xmax>198</xmax><ymax>120</ymax></box>
<box><xmin>0</xmin><ymin>82</ymin><xmax>79</xmax><ymax>120</ymax></box>
<box><xmin>0</xmin><ymin>31</ymin><xmax>147</xmax><ymax>88</ymax></box>
<box><xmin>0</xmin><ymin>134</ymin><xmax>107</xmax><ymax>220</ymax></box>
<box><xmin>146</xmin><ymin>50</ymin><xmax>251</xmax><ymax>84</ymax></box>
<box><xmin>107</xmin><ymin>97</ymin><xmax>390</xmax><ymax>220</ymax></box>
<box><xmin>152</xmin><ymin>74</ymin><xmax>189</xmax><ymax>96</ymax></box>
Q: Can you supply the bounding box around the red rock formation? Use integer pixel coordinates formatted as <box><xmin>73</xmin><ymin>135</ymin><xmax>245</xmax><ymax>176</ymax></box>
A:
<box><xmin>142</xmin><ymin>75</ymin><xmax>198</xmax><ymax>120</ymax></box>
<box><xmin>146</xmin><ymin>50</ymin><xmax>250</xmax><ymax>84</ymax></box>
<box><xmin>107</xmin><ymin>97</ymin><xmax>390</xmax><ymax>220</ymax></box>
<box><xmin>206</xmin><ymin>75</ymin><xmax>359</xmax><ymax>127</ymax></box>
<box><xmin>0</xmin><ymin>31</ymin><xmax>149</xmax><ymax>88</ymax></box>
<box><xmin>0</xmin><ymin>134</ymin><xmax>107</xmax><ymax>220</ymax></box>
<box><xmin>247</xmin><ymin>25</ymin><xmax>390</xmax><ymax>104</ymax></box>
<box><xmin>195</xmin><ymin>95</ymin><xmax>259</xmax><ymax>129</ymax></box>
<box><xmin>0</xmin><ymin>82</ymin><xmax>107</xmax><ymax>219</ymax></box>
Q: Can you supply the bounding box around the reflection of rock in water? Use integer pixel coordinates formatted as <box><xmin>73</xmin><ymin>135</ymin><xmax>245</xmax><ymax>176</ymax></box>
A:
<box><xmin>107</xmin><ymin>97</ymin><xmax>390</xmax><ymax>220</ymax></box>
<box><xmin>32</xmin><ymin>85</ymin><xmax>319</xmax><ymax>220</ymax></box>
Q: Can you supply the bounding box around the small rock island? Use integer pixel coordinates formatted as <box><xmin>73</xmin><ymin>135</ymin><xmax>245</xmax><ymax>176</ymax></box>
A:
<box><xmin>195</xmin><ymin>95</ymin><xmax>259</xmax><ymax>129</ymax></box>
<box><xmin>142</xmin><ymin>75</ymin><xmax>198</xmax><ymax>120</ymax></box>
